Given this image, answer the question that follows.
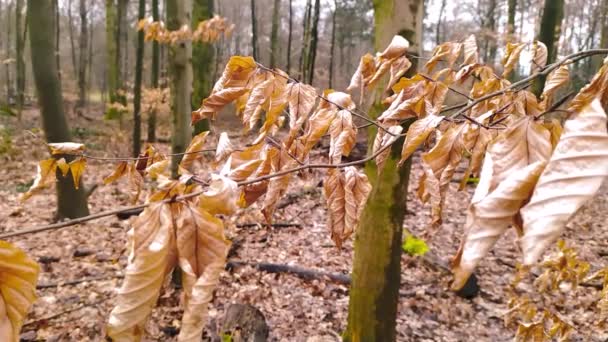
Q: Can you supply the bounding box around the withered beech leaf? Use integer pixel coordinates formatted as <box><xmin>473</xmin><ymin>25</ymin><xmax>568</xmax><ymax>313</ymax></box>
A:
<box><xmin>215</xmin><ymin>132</ymin><xmax>235</xmax><ymax>164</ymax></box>
<box><xmin>488</xmin><ymin>116</ymin><xmax>552</xmax><ymax>191</ymax></box>
<box><xmin>192</xmin><ymin>87</ymin><xmax>248</xmax><ymax>123</ymax></box>
<box><xmin>425</xmin><ymin>42</ymin><xmax>462</xmax><ymax>72</ymax></box>
<box><xmin>399</xmin><ymin>114</ymin><xmax>444</xmax><ymax>165</ymax></box>
<box><xmin>421</xmin><ymin>124</ymin><xmax>467</xmax><ymax>225</ymax></box>
<box><xmin>462</xmin><ymin>34</ymin><xmax>479</xmax><ymax>66</ymax></box>
<box><xmin>175</xmin><ymin>203</ymin><xmax>230</xmax><ymax>341</ymax></box>
<box><xmin>180</xmin><ymin>131</ymin><xmax>210</xmax><ymax>174</ymax></box>
<box><xmin>69</xmin><ymin>157</ymin><xmax>86</xmax><ymax>189</ymax></box>
<box><xmin>324</xmin><ymin>167</ymin><xmax>371</xmax><ymax>248</ymax></box>
<box><xmin>104</xmin><ymin>161</ymin><xmax>129</xmax><ymax>185</ymax></box>
<box><xmin>520</xmin><ymin>99</ymin><xmax>608</xmax><ymax>265</ymax></box>
<box><xmin>347</xmin><ymin>53</ymin><xmax>376</xmax><ymax>104</ymax></box>
<box><xmin>242</xmin><ymin>78</ymin><xmax>273</xmax><ymax>131</ymax></box>
<box><xmin>199</xmin><ymin>174</ymin><xmax>239</xmax><ymax>215</ymax></box>
<box><xmin>48</xmin><ymin>142</ymin><xmax>85</xmax><ymax>155</ymax></box>
<box><xmin>569</xmin><ymin>57</ymin><xmax>608</xmax><ymax>112</ymax></box>
<box><xmin>379</xmin><ymin>35</ymin><xmax>409</xmax><ymax>59</ymax></box>
<box><xmin>531</xmin><ymin>41</ymin><xmax>548</xmax><ymax>74</ymax></box>
<box><xmin>541</xmin><ymin>65</ymin><xmax>569</xmax><ymax>108</ymax></box>
<box><xmin>212</xmin><ymin>56</ymin><xmax>257</xmax><ymax>93</ymax></box>
<box><xmin>0</xmin><ymin>240</ymin><xmax>39</xmax><ymax>342</ymax></box>
<box><xmin>373</xmin><ymin>125</ymin><xmax>403</xmax><ymax>173</ymax></box>
<box><xmin>329</xmin><ymin>110</ymin><xmax>357</xmax><ymax>164</ymax></box>
<box><xmin>21</xmin><ymin>159</ymin><xmax>57</xmax><ymax>201</ymax></box>
<box><xmin>502</xmin><ymin>42</ymin><xmax>526</xmax><ymax>78</ymax></box>
<box><xmin>451</xmin><ymin>161</ymin><xmax>546</xmax><ymax>290</ymax></box>
<box><xmin>302</xmin><ymin>108</ymin><xmax>337</xmax><ymax>154</ymax></box>
<box><xmin>107</xmin><ymin>203</ymin><xmax>177</xmax><ymax>341</ymax></box>
<box><xmin>288</xmin><ymin>83</ymin><xmax>317</xmax><ymax>130</ymax></box>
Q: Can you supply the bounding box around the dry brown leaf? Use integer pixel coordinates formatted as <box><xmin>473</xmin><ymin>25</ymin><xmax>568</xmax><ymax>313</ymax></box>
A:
<box><xmin>212</xmin><ymin>56</ymin><xmax>257</xmax><ymax>93</ymax></box>
<box><xmin>215</xmin><ymin>132</ymin><xmax>234</xmax><ymax>164</ymax></box>
<box><xmin>21</xmin><ymin>159</ymin><xmax>57</xmax><ymax>201</ymax></box>
<box><xmin>180</xmin><ymin>131</ymin><xmax>210</xmax><ymax>174</ymax></box>
<box><xmin>192</xmin><ymin>87</ymin><xmax>248</xmax><ymax>123</ymax></box>
<box><xmin>488</xmin><ymin>116</ymin><xmax>552</xmax><ymax>191</ymax></box>
<box><xmin>69</xmin><ymin>157</ymin><xmax>86</xmax><ymax>189</ymax></box>
<box><xmin>421</xmin><ymin>124</ymin><xmax>467</xmax><ymax>224</ymax></box>
<box><xmin>175</xmin><ymin>203</ymin><xmax>230</xmax><ymax>341</ymax></box>
<box><xmin>302</xmin><ymin>108</ymin><xmax>337</xmax><ymax>154</ymax></box>
<box><xmin>451</xmin><ymin>161</ymin><xmax>546</xmax><ymax>290</ymax></box>
<box><xmin>531</xmin><ymin>41</ymin><xmax>548</xmax><ymax>74</ymax></box>
<box><xmin>346</xmin><ymin>53</ymin><xmax>376</xmax><ymax>104</ymax></box>
<box><xmin>242</xmin><ymin>78</ymin><xmax>273</xmax><ymax>130</ymax></box>
<box><xmin>399</xmin><ymin>114</ymin><xmax>444</xmax><ymax>164</ymax></box>
<box><xmin>288</xmin><ymin>83</ymin><xmax>317</xmax><ymax>130</ymax></box>
<box><xmin>199</xmin><ymin>174</ymin><xmax>239</xmax><ymax>215</ymax></box>
<box><xmin>520</xmin><ymin>99</ymin><xmax>608</xmax><ymax>264</ymax></box>
<box><xmin>48</xmin><ymin>142</ymin><xmax>85</xmax><ymax>155</ymax></box>
<box><xmin>379</xmin><ymin>35</ymin><xmax>409</xmax><ymax>59</ymax></box>
<box><xmin>502</xmin><ymin>42</ymin><xmax>526</xmax><ymax>78</ymax></box>
<box><xmin>425</xmin><ymin>42</ymin><xmax>462</xmax><ymax>72</ymax></box>
<box><xmin>107</xmin><ymin>203</ymin><xmax>177</xmax><ymax>341</ymax></box>
<box><xmin>386</xmin><ymin>56</ymin><xmax>412</xmax><ymax>91</ymax></box>
<box><xmin>541</xmin><ymin>65</ymin><xmax>569</xmax><ymax>108</ymax></box>
<box><xmin>0</xmin><ymin>240</ymin><xmax>39</xmax><ymax>342</ymax></box>
<box><xmin>569</xmin><ymin>58</ymin><xmax>608</xmax><ymax>112</ymax></box>
<box><xmin>329</xmin><ymin>110</ymin><xmax>357</xmax><ymax>164</ymax></box>
<box><xmin>373</xmin><ymin>125</ymin><xmax>403</xmax><ymax>173</ymax></box>
<box><xmin>462</xmin><ymin>34</ymin><xmax>479</xmax><ymax>66</ymax></box>
<box><xmin>104</xmin><ymin>161</ymin><xmax>129</xmax><ymax>185</ymax></box>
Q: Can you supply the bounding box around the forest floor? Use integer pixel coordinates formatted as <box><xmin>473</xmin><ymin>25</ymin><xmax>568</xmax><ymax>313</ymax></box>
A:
<box><xmin>1</xmin><ymin>101</ymin><xmax>607</xmax><ymax>342</ymax></box>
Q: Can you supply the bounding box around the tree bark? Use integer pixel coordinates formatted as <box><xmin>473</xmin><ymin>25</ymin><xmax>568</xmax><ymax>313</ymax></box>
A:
<box><xmin>343</xmin><ymin>0</ymin><xmax>423</xmax><ymax>341</ymax></box>
<box><xmin>118</xmin><ymin>0</ymin><xmax>129</xmax><ymax>86</ymax></box>
<box><xmin>15</xmin><ymin>0</ymin><xmax>25</xmax><ymax>118</ymax></box>
<box><xmin>250</xmin><ymin>0</ymin><xmax>258</xmax><ymax>60</ymax></box>
<box><xmin>68</xmin><ymin>0</ymin><xmax>78</xmax><ymax>81</ymax></box>
<box><xmin>28</xmin><ymin>0</ymin><xmax>90</xmax><ymax>219</ymax></box>
<box><xmin>132</xmin><ymin>0</ymin><xmax>145</xmax><ymax>157</ymax></box>
<box><xmin>148</xmin><ymin>0</ymin><xmax>160</xmax><ymax>142</ymax></box>
<box><xmin>270</xmin><ymin>0</ymin><xmax>280</xmax><ymax>68</ymax></box>
<box><xmin>436</xmin><ymin>0</ymin><xmax>446</xmax><ymax>45</ymax></box>
<box><xmin>329</xmin><ymin>0</ymin><xmax>337</xmax><ymax>88</ymax></box>
<box><xmin>299</xmin><ymin>0</ymin><xmax>312</xmax><ymax>81</ymax></box>
<box><xmin>307</xmin><ymin>0</ymin><xmax>320</xmax><ymax>85</ymax></box>
<box><xmin>191</xmin><ymin>0</ymin><xmax>214</xmax><ymax>134</ymax></box>
<box><xmin>53</xmin><ymin>0</ymin><xmax>61</xmax><ymax>82</ymax></box>
<box><xmin>532</xmin><ymin>0</ymin><xmax>564</xmax><ymax>96</ymax></box>
<box><xmin>77</xmin><ymin>0</ymin><xmax>88</xmax><ymax>109</ymax></box>
<box><xmin>167</xmin><ymin>0</ymin><xmax>193</xmax><ymax>177</ymax></box>
<box><xmin>5</xmin><ymin>1</ymin><xmax>13</xmax><ymax>104</ymax></box>
<box><xmin>105</xmin><ymin>0</ymin><xmax>120</xmax><ymax>103</ymax></box>
<box><xmin>507</xmin><ymin>0</ymin><xmax>517</xmax><ymax>37</ymax></box>
<box><xmin>286</xmin><ymin>0</ymin><xmax>293</xmax><ymax>73</ymax></box>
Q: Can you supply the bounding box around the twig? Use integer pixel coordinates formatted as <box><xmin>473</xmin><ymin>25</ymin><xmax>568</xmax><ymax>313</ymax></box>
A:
<box><xmin>37</xmin><ymin>274</ymin><xmax>124</xmax><ymax>289</ymax></box>
<box><xmin>23</xmin><ymin>299</ymin><xmax>106</xmax><ymax>327</ymax></box>
<box><xmin>236</xmin><ymin>222</ymin><xmax>302</xmax><ymax>228</ymax></box>
<box><xmin>226</xmin><ymin>260</ymin><xmax>351</xmax><ymax>285</ymax></box>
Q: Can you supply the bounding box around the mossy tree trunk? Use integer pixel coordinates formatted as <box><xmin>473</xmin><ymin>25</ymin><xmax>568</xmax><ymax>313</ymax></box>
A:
<box><xmin>507</xmin><ymin>0</ymin><xmax>517</xmax><ymax>37</ymax></box>
<box><xmin>77</xmin><ymin>0</ymin><xmax>88</xmax><ymax>109</ymax></box>
<box><xmin>148</xmin><ymin>0</ymin><xmax>160</xmax><ymax>142</ymax></box>
<box><xmin>531</xmin><ymin>0</ymin><xmax>564</xmax><ymax>96</ymax></box>
<box><xmin>28</xmin><ymin>0</ymin><xmax>90</xmax><ymax>219</ymax></box>
<box><xmin>306</xmin><ymin>0</ymin><xmax>320</xmax><ymax>85</ymax></box>
<box><xmin>191</xmin><ymin>0</ymin><xmax>214</xmax><ymax>134</ymax></box>
<box><xmin>286</xmin><ymin>0</ymin><xmax>293</xmax><ymax>73</ymax></box>
<box><xmin>343</xmin><ymin>1</ymin><xmax>423</xmax><ymax>341</ymax></box>
<box><xmin>15</xmin><ymin>0</ymin><xmax>25</xmax><ymax>118</ymax></box>
<box><xmin>250</xmin><ymin>0</ymin><xmax>258</xmax><ymax>61</ymax></box>
<box><xmin>270</xmin><ymin>0</ymin><xmax>280</xmax><ymax>68</ymax></box>
<box><xmin>105</xmin><ymin>0</ymin><xmax>119</xmax><ymax>103</ymax></box>
<box><xmin>167</xmin><ymin>0</ymin><xmax>193</xmax><ymax>178</ymax></box>
<box><xmin>132</xmin><ymin>0</ymin><xmax>145</xmax><ymax>156</ymax></box>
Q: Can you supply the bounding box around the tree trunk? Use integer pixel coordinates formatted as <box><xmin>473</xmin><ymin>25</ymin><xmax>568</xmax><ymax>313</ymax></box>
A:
<box><xmin>270</xmin><ymin>0</ymin><xmax>280</xmax><ymax>68</ymax></box>
<box><xmin>148</xmin><ymin>0</ymin><xmax>160</xmax><ymax>142</ymax></box>
<box><xmin>77</xmin><ymin>0</ymin><xmax>88</xmax><ymax>109</ymax></box>
<box><xmin>507</xmin><ymin>0</ymin><xmax>517</xmax><ymax>37</ymax></box>
<box><xmin>343</xmin><ymin>0</ymin><xmax>423</xmax><ymax>341</ymax></box>
<box><xmin>593</xmin><ymin>0</ymin><xmax>608</xmax><ymax>70</ymax></box>
<box><xmin>68</xmin><ymin>0</ymin><xmax>78</xmax><ymax>81</ymax></box>
<box><xmin>250</xmin><ymin>0</ymin><xmax>258</xmax><ymax>60</ymax></box>
<box><xmin>15</xmin><ymin>0</ymin><xmax>25</xmax><ymax>118</ymax></box>
<box><xmin>167</xmin><ymin>0</ymin><xmax>193</xmax><ymax>177</ymax></box>
<box><xmin>306</xmin><ymin>0</ymin><xmax>320</xmax><ymax>85</ymax></box>
<box><xmin>532</xmin><ymin>0</ymin><xmax>564</xmax><ymax>96</ymax></box>
<box><xmin>5</xmin><ymin>1</ymin><xmax>13</xmax><ymax>104</ymax></box>
<box><xmin>299</xmin><ymin>0</ymin><xmax>312</xmax><ymax>81</ymax></box>
<box><xmin>53</xmin><ymin>0</ymin><xmax>61</xmax><ymax>82</ymax></box>
<box><xmin>329</xmin><ymin>0</ymin><xmax>337</xmax><ymax>88</ymax></box>
<box><xmin>436</xmin><ymin>0</ymin><xmax>446</xmax><ymax>45</ymax></box>
<box><xmin>191</xmin><ymin>0</ymin><xmax>214</xmax><ymax>134</ymax></box>
<box><xmin>118</xmin><ymin>0</ymin><xmax>128</xmax><ymax>86</ymax></box>
<box><xmin>132</xmin><ymin>0</ymin><xmax>145</xmax><ymax>157</ymax></box>
<box><xmin>484</xmin><ymin>0</ymin><xmax>497</xmax><ymax>66</ymax></box>
<box><xmin>28</xmin><ymin>0</ymin><xmax>90</xmax><ymax>219</ymax></box>
<box><xmin>105</xmin><ymin>0</ymin><xmax>119</xmax><ymax>103</ymax></box>
<box><xmin>286</xmin><ymin>0</ymin><xmax>293</xmax><ymax>73</ymax></box>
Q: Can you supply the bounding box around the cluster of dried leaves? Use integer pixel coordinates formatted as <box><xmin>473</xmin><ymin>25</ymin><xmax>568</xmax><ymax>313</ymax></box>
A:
<box><xmin>3</xmin><ymin>33</ymin><xmax>608</xmax><ymax>341</ymax></box>
<box><xmin>137</xmin><ymin>15</ymin><xmax>234</xmax><ymax>45</ymax></box>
